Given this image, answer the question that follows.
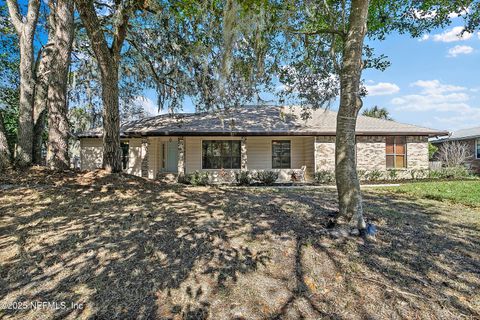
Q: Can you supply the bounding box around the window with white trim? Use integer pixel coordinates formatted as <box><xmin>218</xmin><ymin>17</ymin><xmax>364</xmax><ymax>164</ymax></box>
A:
<box><xmin>202</xmin><ymin>140</ymin><xmax>241</xmax><ymax>169</ymax></box>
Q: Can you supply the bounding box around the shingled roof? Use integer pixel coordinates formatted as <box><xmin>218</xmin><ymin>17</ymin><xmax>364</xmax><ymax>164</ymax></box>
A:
<box><xmin>430</xmin><ymin>126</ymin><xmax>480</xmax><ymax>143</ymax></box>
<box><xmin>77</xmin><ymin>105</ymin><xmax>447</xmax><ymax>138</ymax></box>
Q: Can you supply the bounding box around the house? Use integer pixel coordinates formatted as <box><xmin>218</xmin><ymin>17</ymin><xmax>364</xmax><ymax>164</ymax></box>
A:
<box><xmin>430</xmin><ymin>126</ymin><xmax>480</xmax><ymax>173</ymax></box>
<box><xmin>78</xmin><ymin>105</ymin><xmax>447</xmax><ymax>181</ymax></box>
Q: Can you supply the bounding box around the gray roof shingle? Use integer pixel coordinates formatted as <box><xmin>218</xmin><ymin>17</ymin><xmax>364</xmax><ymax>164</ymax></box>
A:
<box><xmin>78</xmin><ymin>105</ymin><xmax>447</xmax><ymax>138</ymax></box>
<box><xmin>430</xmin><ymin>126</ymin><xmax>480</xmax><ymax>143</ymax></box>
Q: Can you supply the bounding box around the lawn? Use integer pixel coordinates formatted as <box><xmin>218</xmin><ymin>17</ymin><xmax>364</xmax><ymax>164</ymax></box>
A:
<box><xmin>0</xmin><ymin>168</ymin><xmax>479</xmax><ymax>319</ymax></box>
<box><xmin>382</xmin><ymin>180</ymin><xmax>480</xmax><ymax>208</ymax></box>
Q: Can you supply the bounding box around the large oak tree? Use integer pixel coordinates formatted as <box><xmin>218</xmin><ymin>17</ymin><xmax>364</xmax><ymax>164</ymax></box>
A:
<box><xmin>6</xmin><ymin>0</ymin><xmax>40</xmax><ymax>167</ymax></box>
<box><xmin>74</xmin><ymin>0</ymin><xmax>149</xmax><ymax>172</ymax></box>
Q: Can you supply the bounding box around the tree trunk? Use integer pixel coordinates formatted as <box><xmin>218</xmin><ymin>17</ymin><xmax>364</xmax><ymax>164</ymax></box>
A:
<box><xmin>75</xmin><ymin>0</ymin><xmax>126</xmax><ymax>173</ymax></box>
<box><xmin>0</xmin><ymin>112</ymin><xmax>11</xmax><ymax>171</ymax></box>
<box><xmin>46</xmin><ymin>0</ymin><xmax>74</xmax><ymax>170</ymax></box>
<box><xmin>6</xmin><ymin>0</ymin><xmax>41</xmax><ymax>167</ymax></box>
<box><xmin>335</xmin><ymin>0</ymin><xmax>370</xmax><ymax>231</ymax></box>
<box><xmin>99</xmin><ymin>62</ymin><xmax>122</xmax><ymax>173</ymax></box>
<box><xmin>32</xmin><ymin>47</ymin><xmax>52</xmax><ymax>165</ymax></box>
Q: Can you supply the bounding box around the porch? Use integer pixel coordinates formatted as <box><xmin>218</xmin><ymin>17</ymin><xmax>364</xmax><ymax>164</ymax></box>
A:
<box><xmin>143</xmin><ymin>136</ymin><xmax>316</xmax><ymax>182</ymax></box>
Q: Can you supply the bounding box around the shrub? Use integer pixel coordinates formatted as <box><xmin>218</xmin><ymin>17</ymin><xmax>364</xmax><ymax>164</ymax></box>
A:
<box><xmin>387</xmin><ymin>169</ymin><xmax>398</xmax><ymax>180</ymax></box>
<box><xmin>357</xmin><ymin>169</ymin><xmax>367</xmax><ymax>181</ymax></box>
<box><xmin>440</xmin><ymin>166</ymin><xmax>472</xmax><ymax>179</ymax></box>
<box><xmin>366</xmin><ymin>169</ymin><xmax>383</xmax><ymax>181</ymax></box>
<box><xmin>416</xmin><ymin>169</ymin><xmax>428</xmax><ymax>179</ymax></box>
<box><xmin>411</xmin><ymin>169</ymin><xmax>427</xmax><ymax>180</ymax></box>
<box><xmin>255</xmin><ymin>170</ymin><xmax>279</xmax><ymax>185</ymax></box>
<box><xmin>314</xmin><ymin>170</ymin><xmax>335</xmax><ymax>184</ymax></box>
<box><xmin>235</xmin><ymin>170</ymin><xmax>253</xmax><ymax>186</ymax></box>
<box><xmin>181</xmin><ymin>171</ymin><xmax>210</xmax><ymax>186</ymax></box>
<box><xmin>427</xmin><ymin>166</ymin><xmax>472</xmax><ymax>180</ymax></box>
<box><xmin>427</xmin><ymin>169</ymin><xmax>443</xmax><ymax>179</ymax></box>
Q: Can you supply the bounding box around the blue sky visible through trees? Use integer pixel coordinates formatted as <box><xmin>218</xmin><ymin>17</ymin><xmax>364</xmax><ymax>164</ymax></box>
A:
<box><xmin>5</xmin><ymin>1</ymin><xmax>478</xmax><ymax>132</ymax></box>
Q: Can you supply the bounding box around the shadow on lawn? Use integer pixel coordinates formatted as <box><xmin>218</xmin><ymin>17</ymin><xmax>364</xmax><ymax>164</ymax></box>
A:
<box><xmin>0</xmin><ymin>173</ymin><xmax>479</xmax><ymax>319</ymax></box>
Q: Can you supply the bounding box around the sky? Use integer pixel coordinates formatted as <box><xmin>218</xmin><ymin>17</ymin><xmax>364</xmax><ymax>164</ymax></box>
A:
<box><xmin>138</xmin><ymin>15</ymin><xmax>480</xmax><ymax>133</ymax></box>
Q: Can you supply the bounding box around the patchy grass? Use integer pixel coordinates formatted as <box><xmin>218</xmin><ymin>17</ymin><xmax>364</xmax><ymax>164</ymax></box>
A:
<box><xmin>382</xmin><ymin>180</ymin><xmax>480</xmax><ymax>208</ymax></box>
<box><xmin>0</xmin><ymin>168</ymin><xmax>479</xmax><ymax>319</ymax></box>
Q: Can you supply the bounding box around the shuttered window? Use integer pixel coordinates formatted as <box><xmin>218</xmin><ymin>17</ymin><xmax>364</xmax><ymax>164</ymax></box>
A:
<box><xmin>386</xmin><ymin>136</ymin><xmax>406</xmax><ymax>169</ymax></box>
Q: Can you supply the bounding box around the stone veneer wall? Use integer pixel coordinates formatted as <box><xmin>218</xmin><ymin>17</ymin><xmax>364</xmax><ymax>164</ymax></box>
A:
<box><xmin>314</xmin><ymin>135</ymin><xmax>429</xmax><ymax>175</ymax></box>
<box><xmin>356</xmin><ymin>136</ymin><xmax>387</xmax><ymax>171</ymax></box>
<box><xmin>406</xmin><ymin>136</ymin><xmax>429</xmax><ymax>170</ymax></box>
<box><xmin>314</xmin><ymin>136</ymin><xmax>336</xmax><ymax>171</ymax></box>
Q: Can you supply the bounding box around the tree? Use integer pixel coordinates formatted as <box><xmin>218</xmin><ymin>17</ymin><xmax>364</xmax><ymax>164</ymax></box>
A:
<box><xmin>0</xmin><ymin>111</ymin><xmax>10</xmax><ymax>170</ymax></box>
<box><xmin>362</xmin><ymin>105</ymin><xmax>392</xmax><ymax>120</ymax></box>
<box><xmin>0</xmin><ymin>2</ymin><xmax>19</xmax><ymax>166</ymax></box>
<box><xmin>334</xmin><ymin>0</ymin><xmax>370</xmax><ymax>230</ymax></box>
<box><xmin>6</xmin><ymin>0</ymin><xmax>40</xmax><ymax>167</ymax></box>
<box><xmin>276</xmin><ymin>0</ymin><xmax>381</xmax><ymax>230</ymax></box>
<box><xmin>46</xmin><ymin>0</ymin><xmax>75</xmax><ymax>170</ymax></box>
<box><xmin>437</xmin><ymin>140</ymin><xmax>472</xmax><ymax>167</ymax></box>
<box><xmin>74</xmin><ymin>0</ymin><xmax>149</xmax><ymax>173</ymax></box>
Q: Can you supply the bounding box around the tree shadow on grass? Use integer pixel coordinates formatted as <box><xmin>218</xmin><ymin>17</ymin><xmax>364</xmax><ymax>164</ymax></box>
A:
<box><xmin>0</xmin><ymin>172</ymin><xmax>479</xmax><ymax>319</ymax></box>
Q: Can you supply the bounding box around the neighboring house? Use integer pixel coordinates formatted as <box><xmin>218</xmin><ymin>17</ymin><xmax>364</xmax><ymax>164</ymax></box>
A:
<box><xmin>78</xmin><ymin>105</ymin><xmax>447</xmax><ymax>182</ymax></box>
<box><xmin>430</xmin><ymin>127</ymin><xmax>480</xmax><ymax>173</ymax></box>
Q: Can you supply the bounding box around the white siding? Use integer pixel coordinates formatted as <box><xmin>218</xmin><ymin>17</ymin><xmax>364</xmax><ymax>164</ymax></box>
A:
<box><xmin>126</xmin><ymin>138</ymin><xmax>142</xmax><ymax>176</ymax></box>
<box><xmin>185</xmin><ymin>136</ymin><xmax>241</xmax><ymax>172</ymax></box>
<box><xmin>80</xmin><ymin>138</ymin><xmax>103</xmax><ymax>170</ymax></box>
<box><xmin>184</xmin><ymin>136</ymin><xmax>312</xmax><ymax>181</ymax></box>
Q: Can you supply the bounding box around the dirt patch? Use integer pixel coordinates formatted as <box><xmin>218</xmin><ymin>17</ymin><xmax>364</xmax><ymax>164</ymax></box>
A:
<box><xmin>0</xmin><ymin>168</ymin><xmax>479</xmax><ymax>319</ymax></box>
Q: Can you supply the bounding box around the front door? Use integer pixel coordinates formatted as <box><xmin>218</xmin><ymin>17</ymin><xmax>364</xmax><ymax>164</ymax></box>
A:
<box><xmin>166</xmin><ymin>141</ymin><xmax>178</xmax><ymax>173</ymax></box>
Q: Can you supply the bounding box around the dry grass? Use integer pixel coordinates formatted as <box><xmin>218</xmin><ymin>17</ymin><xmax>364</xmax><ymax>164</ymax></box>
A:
<box><xmin>0</xmin><ymin>167</ymin><xmax>479</xmax><ymax>319</ymax></box>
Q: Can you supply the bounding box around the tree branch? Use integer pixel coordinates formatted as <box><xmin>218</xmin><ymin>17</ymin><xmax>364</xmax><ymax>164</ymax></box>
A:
<box><xmin>126</xmin><ymin>36</ymin><xmax>176</xmax><ymax>90</ymax></box>
<box><xmin>75</xmin><ymin>0</ymin><xmax>112</xmax><ymax>67</ymax></box>
<box><xmin>284</xmin><ymin>26</ymin><xmax>346</xmax><ymax>38</ymax></box>
<box><xmin>6</xmin><ymin>0</ymin><xmax>24</xmax><ymax>32</ymax></box>
<box><xmin>111</xmin><ymin>2</ymin><xmax>131</xmax><ymax>60</ymax></box>
<box><xmin>26</xmin><ymin>0</ymin><xmax>41</xmax><ymax>27</ymax></box>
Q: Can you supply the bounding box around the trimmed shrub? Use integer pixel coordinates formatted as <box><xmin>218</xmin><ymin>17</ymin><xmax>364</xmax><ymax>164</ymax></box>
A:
<box><xmin>181</xmin><ymin>171</ymin><xmax>210</xmax><ymax>186</ymax></box>
<box><xmin>314</xmin><ymin>170</ymin><xmax>335</xmax><ymax>184</ymax></box>
<box><xmin>255</xmin><ymin>170</ymin><xmax>279</xmax><ymax>185</ymax></box>
<box><xmin>235</xmin><ymin>170</ymin><xmax>253</xmax><ymax>186</ymax></box>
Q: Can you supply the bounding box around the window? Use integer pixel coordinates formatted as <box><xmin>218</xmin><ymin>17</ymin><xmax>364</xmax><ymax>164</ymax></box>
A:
<box><xmin>202</xmin><ymin>140</ymin><xmax>241</xmax><ymax>169</ymax></box>
<box><xmin>272</xmin><ymin>140</ymin><xmax>291</xmax><ymax>169</ymax></box>
<box><xmin>121</xmin><ymin>142</ymin><xmax>129</xmax><ymax>170</ymax></box>
<box><xmin>386</xmin><ymin>136</ymin><xmax>406</xmax><ymax>168</ymax></box>
<box><xmin>476</xmin><ymin>139</ymin><xmax>480</xmax><ymax>159</ymax></box>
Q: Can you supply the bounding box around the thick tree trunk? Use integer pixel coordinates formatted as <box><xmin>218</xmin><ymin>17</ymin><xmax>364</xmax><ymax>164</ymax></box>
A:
<box><xmin>46</xmin><ymin>0</ymin><xmax>74</xmax><ymax>170</ymax></box>
<box><xmin>99</xmin><ymin>63</ymin><xmax>122</xmax><ymax>173</ymax></box>
<box><xmin>32</xmin><ymin>47</ymin><xmax>52</xmax><ymax>165</ymax></box>
<box><xmin>0</xmin><ymin>112</ymin><xmax>11</xmax><ymax>171</ymax></box>
<box><xmin>6</xmin><ymin>0</ymin><xmax>41</xmax><ymax>167</ymax></box>
<box><xmin>75</xmin><ymin>0</ymin><xmax>126</xmax><ymax>173</ymax></box>
<box><xmin>335</xmin><ymin>0</ymin><xmax>370</xmax><ymax>231</ymax></box>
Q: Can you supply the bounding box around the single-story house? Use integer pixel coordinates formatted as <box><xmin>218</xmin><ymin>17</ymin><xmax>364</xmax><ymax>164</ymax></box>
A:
<box><xmin>78</xmin><ymin>105</ymin><xmax>447</xmax><ymax>181</ymax></box>
<box><xmin>430</xmin><ymin>126</ymin><xmax>480</xmax><ymax>173</ymax></box>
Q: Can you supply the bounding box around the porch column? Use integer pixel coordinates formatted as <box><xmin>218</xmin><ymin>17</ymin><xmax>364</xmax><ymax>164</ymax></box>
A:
<box><xmin>241</xmin><ymin>136</ymin><xmax>247</xmax><ymax>170</ymax></box>
<box><xmin>177</xmin><ymin>137</ymin><xmax>185</xmax><ymax>176</ymax></box>
<box><xmin>141</xmin><ymin>137</ymin><xmax>149</xmax><ymax>178</ymax></box>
